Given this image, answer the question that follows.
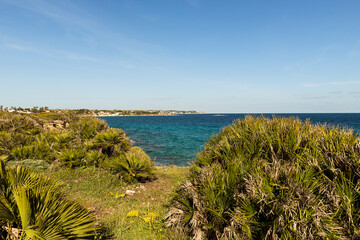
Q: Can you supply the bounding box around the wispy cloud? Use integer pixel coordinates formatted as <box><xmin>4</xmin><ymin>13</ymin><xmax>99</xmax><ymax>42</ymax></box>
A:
<box><xmin>329</xmin><ymin>81</ymin><xmax>360</xmax><ymax>86</ymax></box>
<box><xmin>57</xmin><ymin>51</ymin><xmax>99</xmax><ymax>62</ymax></box>
<box><xmin>301</xmin><ymin>92</ymin><xmax>344</xmax><ymax>100</ymax></box>
<box><xmin>0</xmin><ymin>0</ymin><xmax>145</xmax><ymax>70</ymax></box>
<box><xmin>110</xmin><ymin>61</ymin><xmax>136</xmax><ymax>69</ymax></box>
<box><xmin>1</xmin><ymin>0</ymin><xmax>162</xmax><ymax>65</ymax></box>
<box><xmin>153</xmin><ymin>97</ymin><xmax>172</xmax><ymax>101</ymax></box>
<box><xmin>2</xmin><ymin>41</ymin><xmax>98</xmax><ymax>62</ymax></box>
<box><xmin>2</xmin><ymin>40</ymin><xmax>137</xmax><ymax>69</ymax></box>
<box><xmin>1</xmin><ymin>0</ymin><xmax>99</xmax><ymax>35</ymax></box>
<box><xmin>303</xmin><ymin>81</ymin><xmax>360</xmax><ymax>87</ymax></box>
<box><xmin>4</xmin><ymin>43</ymin><xmax>34</xmax><ymax>51</ymax></box>
<box><xmin>2</xmin><ymin>42</ymin><xmax>38</xmax><ymax>53</ymax></box>
<box><xmin>302</xmin><ymin>83</ymin><xmax>319</xmax><ymax>87</ymax></box>
<box><xmin>301</xmin><ymin>96</ymin><xmax>328</xmax><ymax>100</ymax></box>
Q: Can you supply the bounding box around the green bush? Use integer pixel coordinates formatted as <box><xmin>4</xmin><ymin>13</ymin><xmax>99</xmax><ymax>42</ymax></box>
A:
<box><xmin>103</xmin><ymin>146</ymin><xmax>155</xmax><ymax>182</ymax></box>
<box><xmin>69</xmin><ymin>118</ymin><xmax>108</xmax><ymax>141</ymax></box>
<box><xmin>58</xmin><ymin>148</ymin><xmax>86</xmax><ymax>168</ymax></box>
<box><xmin>0</xmin><ymin>132</ymin><xmax>14</xmax><ymax>155</ymax></box>
<box><xmin>0</xmin><ymin>112</ymin><xmax>153</xmax><ymax>184</ymax></box>
<box><xmin>26</xmin><ymin>127</ymin><xmax>42</xmax><ymax>135</ymax></box>
<box><xmin>166</xmin><ymin>116</ymin><xmax>360</xmax><ymax>239</ymax></box>
<box><xmin>0</xmin><ymin>132</ymin><xmax>33</xmax><ymax>155</ymax></box>
<box><xmin>93</xmin><ymin>128</ymin><xmax>131</xmax><ymax>156</ymax></box>
<box><xmin>10</xmin><ymin>145</ymin><xmax>34</xmax><ymax>160</ymax></box>
<box><xmin>53</xmin><ymin>132</ymin><xmax>76</xmax><ymax>149</ymax></box>
<box><xmin>9</xmin><ymin>143</ymin><xmax>51</xmax><ymax>161</ymax></box>
<box><xmin>0</xmin><ymin>113</ymin><xmax>42</xmax><ymax>133</ymax></box>
<box><xmin>0</xmin><ymin>161</ymin><xmax>98</xmax><ymax>239</ymax></box>
<box><xmin>85</xmin><ymin>150</ymin><xmax>106</xmax><ymax>166</ymax></box>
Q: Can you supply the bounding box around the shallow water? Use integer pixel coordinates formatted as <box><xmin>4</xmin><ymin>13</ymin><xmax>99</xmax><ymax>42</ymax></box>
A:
<box><xmin>100</xmin><ymin>113</ymin><xmax>360</xmax><ymax>166</ymax></box>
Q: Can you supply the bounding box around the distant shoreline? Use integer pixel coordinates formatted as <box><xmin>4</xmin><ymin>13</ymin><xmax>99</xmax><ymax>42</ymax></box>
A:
<box><xmin>89</xmin><ymin>112</ymin><xmax>207</xmax><ymax>117</ymax></box>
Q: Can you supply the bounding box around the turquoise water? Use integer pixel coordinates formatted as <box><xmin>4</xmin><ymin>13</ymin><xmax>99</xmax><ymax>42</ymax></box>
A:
<box><xmin>100</xmin><ymin>113</ymin><xmax>360</xmax><ymax>166</ymax></box>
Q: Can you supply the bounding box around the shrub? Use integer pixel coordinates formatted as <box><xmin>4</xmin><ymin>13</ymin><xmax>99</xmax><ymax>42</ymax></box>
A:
<box><xmin>0</xmin><ymin>112</ymin><xmax>147</xmax><ymax>177</ymax></box>
<box><xmin>0</xmin><ymin>113</ymin><xmax>42</xmax><ymax>133</ymax></box>
<box><xmin>53</xmin><ymin>132</ymin><xmax>76</xmax><ymax>149</ymax></box>
<box><xmin>69</xmin><ymin>118</ymin><xmax>108</xmax><ymax>141</ymax></box>
<box><xmin>58</xmin><ymin>148</ymin><xmax>86</xmax><ymax>168</ymax></box>
<box><xmin>93</xmin><ymin>128</ymin><xmax>131</xmax><ymax>156</ymax></box>
<box><xmin>103</xmin><ymin>146</ymin><xmax>155</xmax><ymax>182</ymax></box>
<box><xmin>85</xmin><ymin>150</ymin><xmax>106</xmax><ymax>166</ymax></box>
<box><xmin>0</xmin><ymin>132</ymin><xmax>32</xmax><ymax>155</ymax></box>
<box><xmin>26</xmin><ymin>127</ymin><xmax>42</xmax><ymax>135</ymax></box>
<box><xmin>0</xmin><ymin>161</ymin><xmax>98</xmax><ymax>239</ymax></box>
<box><xmin>10</xmin><ymin>145</ymin><xmax>33</xmax><ymax>160</ymax></box>
<box><xmin>9</xmin><ymin>143</ymin><xmax>51</xmax><ymax>161</ymax></box>
<box><xmin>166</xmin><ymin>116</ymin><xmax>360</xmax><ymax>239</ymax></box>
<box><xmin>0</xmin><ymin>132</ymin><xmax>14</xmax><ymax>155</ymax></box>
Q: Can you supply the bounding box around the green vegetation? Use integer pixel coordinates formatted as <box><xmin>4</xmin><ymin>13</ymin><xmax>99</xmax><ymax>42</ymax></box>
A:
<box><xmin>0</xmin><ymin>161</ymin><xmax>97</xmax><ymax>239</ymax></box>
<box><xmin>92</xmin><ymin>129</ymin><xmax>130</xmax><ymax>156</ymax></box>
<box><xmin>166</xmin><ymin>116</ymin><xmax>360</xmax><ymax>239</ymax></box>
<box><xmin>48</xmin><ymin>166</ymin><xmax>189</xmax><ymax>240</ymax></box>
<box><xmin>4</xmin><ymin>110</ymin><xmax>360</xmax><ymax>239</ymax></box>
<box><xmin>103</xmin><ymin>146</ymin><xmax>156</xmax><ymax>183</ymax></box>
<box><xmin>0</xmin><ymin>111</ymin><xmax>155</xmax><ymax>183</ymax></box>
<box><xmin>0</xmin><ymin>111</ymin><xmax>161</xmax><ymax>239</ymax></box>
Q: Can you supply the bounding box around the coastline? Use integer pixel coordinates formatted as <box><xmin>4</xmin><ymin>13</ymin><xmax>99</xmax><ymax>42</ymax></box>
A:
<box><xmin>86</xmin><ymin>112</ymin><xmax>207</xmax><ymax>117</ymax></box>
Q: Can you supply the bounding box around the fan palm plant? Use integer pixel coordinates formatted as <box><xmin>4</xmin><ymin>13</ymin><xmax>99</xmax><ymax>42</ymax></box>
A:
<box><xmin>103</xmin><ymin>146</ymin><xmax>155</xmax><ymax>182</ymax></box>
<box><xmin>0</xmin><ymin>132</ymin><xmax>32</xmax><ymax>156</ymax></box>
<box><xmin>69</xmin><ymin>118</ymin><xmax>108</xmax><ymax>142</ymax></box>
<box><xmin>0</xmin><ymin>160</ymin><xmax>98</xmax><ymax>239</ymax></box>
<box><xmin>166</xmin><ymin>116</ymin><xmax>360</xmax><ymax>239</ymax></box>
<box><xmin>53</xmin><ymin>132</ymin><xmax>76</xmax><ymax>150</ymax></box>
<box><xmin>93</xmin><ymin>129</ymin><xmax>131</xmax><ymax>156</ymax></box>
<box><xmin>58</xmin><ymin>148</ymin><xmax>86</xmax><ymax>168</ymax></box>
<box><xmin>85</xmin><ymin>150</ymin><xmax>105</xmax><ymax>167</ymax></box>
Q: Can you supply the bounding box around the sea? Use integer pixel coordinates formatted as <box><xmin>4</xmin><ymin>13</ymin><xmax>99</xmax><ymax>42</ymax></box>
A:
<box><xmin>99</xmin><ymin>113</ymin><xmax>360</xmax><ymax>166</ymax></box>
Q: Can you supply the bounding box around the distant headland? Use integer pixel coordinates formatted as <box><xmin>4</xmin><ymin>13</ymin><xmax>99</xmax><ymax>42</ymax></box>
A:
<box><xmin>0</xmin><ymin>105</ymin><xmax>204</xmax><ymax>116</ymax></box>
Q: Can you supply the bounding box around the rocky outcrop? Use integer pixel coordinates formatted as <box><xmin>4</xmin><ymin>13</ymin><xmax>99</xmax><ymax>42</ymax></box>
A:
<box><xmin>43</xmin><ymin>120</ymin><xmax>69</xmax><ymax>130</ymax></box>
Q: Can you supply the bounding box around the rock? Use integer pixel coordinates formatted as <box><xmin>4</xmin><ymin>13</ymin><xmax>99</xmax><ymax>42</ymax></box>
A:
<box><xmin>125</xmin><ymin>190</ymin><xmax>136</xmax><ymax>195</ymax></box>
<box><xmin>43</xmin><ymin>120</ymin><xmax>68</xmax><ymax>130</ymax></box>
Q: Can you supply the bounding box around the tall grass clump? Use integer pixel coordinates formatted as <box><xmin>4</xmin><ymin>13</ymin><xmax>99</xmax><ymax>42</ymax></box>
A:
<box><xmin>166</xmin><ymin>116</ymin><xmax>360</xmax><ymax>239</ymax></box>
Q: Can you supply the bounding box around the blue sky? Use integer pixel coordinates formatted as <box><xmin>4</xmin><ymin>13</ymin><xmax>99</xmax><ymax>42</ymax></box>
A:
<box><xmin>0</xmin><ymin>0</ymin><xmax>360</xmax><ymax>113</ymax></box>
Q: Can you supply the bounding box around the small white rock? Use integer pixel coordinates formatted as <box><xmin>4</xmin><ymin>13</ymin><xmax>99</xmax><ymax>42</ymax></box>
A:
<box><xmin>125</xmin><ymin>190</ymin><xmax>136</xmax><ymax>195</ymax></box>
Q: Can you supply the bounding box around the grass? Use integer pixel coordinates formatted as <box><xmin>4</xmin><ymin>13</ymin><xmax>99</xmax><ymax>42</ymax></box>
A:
<box><xmin>48</xmin><ymin>166</ymin><xmax>190</xmax><ymax>240</ymax></box>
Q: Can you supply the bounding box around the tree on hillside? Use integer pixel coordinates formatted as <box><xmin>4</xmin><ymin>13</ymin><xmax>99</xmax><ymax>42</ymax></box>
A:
<box><xmin>31</xmin><ymin>106</ymin><xmax>39</xmax><ymax>113</ymax></box>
